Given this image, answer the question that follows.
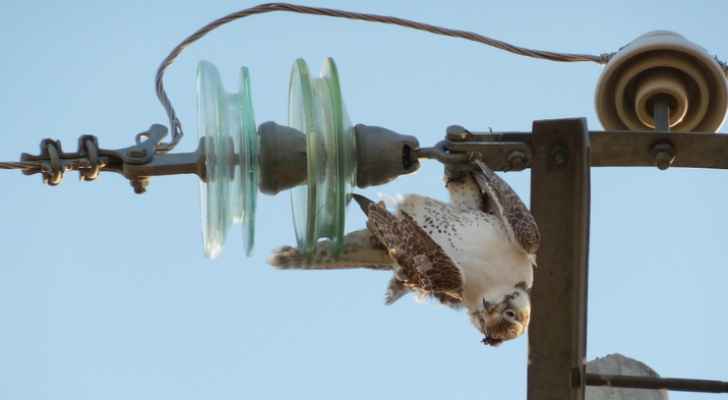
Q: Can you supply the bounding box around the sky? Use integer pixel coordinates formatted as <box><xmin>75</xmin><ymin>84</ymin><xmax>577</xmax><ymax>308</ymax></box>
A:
<box><xmin>1</xmin><ymin>1</ymin><xmax>727</xmax><ymax>399</ymax></box>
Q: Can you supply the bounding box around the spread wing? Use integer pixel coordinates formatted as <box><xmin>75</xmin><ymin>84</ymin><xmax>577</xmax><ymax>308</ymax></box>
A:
<box><xmin>354</xmin><ymin>194</ymin><xmax>464</xmax><ymax>301</ymax></box>
<box><xmin>471</xmin><ymin>160</ymin><xmax>540</xmax><ymax>255</ymax></box>
<box><xmin>268</xmin><ymin>229</ymin><xmax>393</xmax><ymax>270</ymax></box>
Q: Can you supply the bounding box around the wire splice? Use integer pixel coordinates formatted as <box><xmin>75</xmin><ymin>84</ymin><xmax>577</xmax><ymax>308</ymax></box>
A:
<box><xmin>1</xmin><ymin>125</ymin><xmax>206</xmax><ymax>194</ymax></box>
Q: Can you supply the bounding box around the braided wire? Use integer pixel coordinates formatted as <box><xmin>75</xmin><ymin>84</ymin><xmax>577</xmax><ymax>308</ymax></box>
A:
<box><xmin>155</xmin><ymin>2</ymin><xmax>610</xmax><ymax>153</ymax></box>
<box><xmin>0</xmin><ymin>161</ymin><xmax>42</xmax><ymax>171</ymax></box>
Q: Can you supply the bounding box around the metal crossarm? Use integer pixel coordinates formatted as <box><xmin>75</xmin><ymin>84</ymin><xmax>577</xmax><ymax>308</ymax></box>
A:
<box><xmin>585</xmin><ymin>373</ymin><xmax>728</xmax><ymax>393</ymax></box>
<box><xmin>446</xmin><ymin>129</ymin><xmax>728</xmax><ymax>171</ymax></box>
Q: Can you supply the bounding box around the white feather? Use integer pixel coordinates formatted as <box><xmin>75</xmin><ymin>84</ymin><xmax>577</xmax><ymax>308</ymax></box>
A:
<box><xmin>377</xmin><ymin>192</ymin><xmax>403</xmax><ymax>211</ymax></box>
<box><xmin>395</xmin><ymin>193</ymin><xmax>533</xmax><ymax>311</ymax></box>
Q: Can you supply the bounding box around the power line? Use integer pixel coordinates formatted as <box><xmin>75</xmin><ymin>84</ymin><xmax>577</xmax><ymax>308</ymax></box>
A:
<box><xmin>154</xmin><ymin>2</ymin><xmax>613</xmax><ymax>153</ymax></box>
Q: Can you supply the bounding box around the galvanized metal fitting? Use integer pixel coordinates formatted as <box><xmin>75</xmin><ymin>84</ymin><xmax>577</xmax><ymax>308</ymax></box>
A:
<box><xmin>130</xmin><ymin>177</ymin><xmax>150</xmax><ymax>194</ymax></box>
<box><xmin>446</xmin><ymin>125</ymin><xmax>472</xmax><ymax>142</ymax></box>
<box><xmin>650</xmin><ymin>141</ymin><xmax>676</xmax><ymax>170</ymax></box>
<box><xmin>507</xmin><ymin>150</ymin><xmax>528</xmax><ymax>171</ymax></box>
<box><xmin>551</xmin><ymin>145</ymin><xmax>569</xmax><ymax>167</ymax></box>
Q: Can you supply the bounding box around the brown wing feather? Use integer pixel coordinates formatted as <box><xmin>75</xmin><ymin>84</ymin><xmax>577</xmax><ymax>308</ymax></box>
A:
<box><xmin>472</xmin><ymin>159</ymin><xmax>540</xmax><ymax>255</ymax></box>
<box><xmin>365</xmin><ymin>201</ymin><xmax>464</xmax><ymax>297</ymax></box>
<box><xmin>433</xmin><ymin>292</ymin><xmax>465</xmax><ymax>309</ymax></box>
<box><xmin>385</xmin><ymin>277</ymin><xmax>409</xmax><ymax>305</ymax></box>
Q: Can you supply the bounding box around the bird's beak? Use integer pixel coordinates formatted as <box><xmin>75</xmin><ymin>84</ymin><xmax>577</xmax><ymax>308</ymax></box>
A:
<box><xmin>481</xmin><ymin>336</ymin><xmax>503</xmax><ymax>347</ymax></box>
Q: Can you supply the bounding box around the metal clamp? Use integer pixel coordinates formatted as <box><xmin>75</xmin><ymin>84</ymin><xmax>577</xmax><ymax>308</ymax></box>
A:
<box><xmin>432</xmin><ymin>125</ymin><xmax>533</xmax><ymax>172</ymax></box>
<box><xmin>19</xmin><ymin>124</ymin><xmax>206</xmax><ymax>194</ymax></box>
<box><xmin>415</xmin><ymin>141</ymin><xmax>471</xmax><ymax>164</ymax></box>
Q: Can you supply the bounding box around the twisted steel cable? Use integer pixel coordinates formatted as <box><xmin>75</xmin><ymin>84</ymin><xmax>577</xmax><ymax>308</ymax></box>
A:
<box><xmin>0</xmin><ymin>161</ymin><xmax>42</xmax><ymax>171</ymax></box>
<box><xmin>154</xmin><ymin>2</ymin><xmax>612</xmax><ymax>153</ymax></box>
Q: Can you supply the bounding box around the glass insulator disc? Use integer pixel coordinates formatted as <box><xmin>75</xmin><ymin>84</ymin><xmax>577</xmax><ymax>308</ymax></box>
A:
<box><xmin>196</xmin><ymin>61</ymin><xmax>258</xmax><ymax>259</ymax></box>
<box><xmin>288</xmin><ymin>57</ymin><xmax>356</xmax><ymax>257</ymax></box>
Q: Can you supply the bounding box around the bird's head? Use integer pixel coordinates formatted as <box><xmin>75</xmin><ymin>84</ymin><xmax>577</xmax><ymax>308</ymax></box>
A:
<box><xmin>469</xmin><ymin>283</ymin><xmax>531</xmax><ymax>346</ymax></box>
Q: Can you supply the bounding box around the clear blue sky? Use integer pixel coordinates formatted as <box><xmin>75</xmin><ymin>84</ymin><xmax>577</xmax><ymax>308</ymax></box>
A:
<box><xmin>1</xmin><ymin>1</ymin><xmax>727</xmax><ymax>399</ymax></box>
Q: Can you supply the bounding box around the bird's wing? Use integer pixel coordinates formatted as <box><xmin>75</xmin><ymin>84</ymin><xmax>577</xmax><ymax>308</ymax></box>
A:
<box><xmin>356</xmin><ymin>194</ymin><xmax>464</xmax><ymax>298</ymax></box>
<box><xmin>384</xmin><ymin>277</ymin><xmax>410</xmax><ymax>305</ymax></box>
<box><xmin>267</xmin><ymin>229</ymin><xmax>394</xmax><ymax>270</ymax></box>
<box><xmin>432</xmin><ymin>292</ymin><xmax>466</xmax><ymax>309</ymax></box>
<box><xmin>471</xmin><ymin>159</ymin><xmax>540</xmax><ymax>255</ymax></box>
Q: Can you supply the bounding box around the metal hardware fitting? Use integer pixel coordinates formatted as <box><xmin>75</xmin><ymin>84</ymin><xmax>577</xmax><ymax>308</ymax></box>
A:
<box><xmin>442</xmin><ymin>125</ymin><xmax>533</xmax><ymax>172</ymax></box>
<box><xmin>415</xmin><ymin>141</ymin><xmax>470</xmax><ymax>164</ymax></box>
<box><xmin>445</xmin><ymin>125</ymin><xmax>472</xmax><ymax>142</ymax></box>
<box><xmin>20</xmin><ymin>124</ymin><xmax>206</xmax><ymax>194</ymax></box>
<box><xmin>650</xmin><ymin>141</ymin><xmax>676</xmax><ymax>170</ymax></box>
<box><xmin>506</xmin><ymin>150</ymin><xmax>528</xmax><ymax>171</ymax></box>
<box><xmin>551</xmin><ymin>145</ymin><xmax>569</xmax><ymax>167</ymax></box>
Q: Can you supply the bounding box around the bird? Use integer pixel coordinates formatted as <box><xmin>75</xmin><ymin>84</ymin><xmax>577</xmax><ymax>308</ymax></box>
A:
<box><xmin>268</xmin><ymin>160</ymin><xmax>540</xmax><ymax>346</ymax></box>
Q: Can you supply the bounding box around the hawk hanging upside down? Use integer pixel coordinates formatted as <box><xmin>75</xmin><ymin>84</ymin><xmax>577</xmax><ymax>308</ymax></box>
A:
<box><xmin>268</xmin><ymin>160</ymin><xmax>540</xmax><ymax>346</ymax></box>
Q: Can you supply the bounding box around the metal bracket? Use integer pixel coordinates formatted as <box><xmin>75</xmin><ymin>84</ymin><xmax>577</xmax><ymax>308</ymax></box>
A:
<box><xmin>441</xmin><ymin>125</ymin><xmax>533</xmax><ymax>171</ymax></box>
<box><xmin>423</xmin><ymin>125</ymin><xmax>728</xmax><ymax>172</ymax></box>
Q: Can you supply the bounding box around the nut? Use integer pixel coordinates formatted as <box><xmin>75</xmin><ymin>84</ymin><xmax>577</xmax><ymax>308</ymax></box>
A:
<box><xmin>551</xmin><ymin>146</ymin><xmax>568</xmax><ymax>166</ymax></box>
<box><xmin>446</xmin><ymin>125</ymin><xmax>471</xmax><ymax>142</ymax></box>
<box><xmin>128</xmin><ymin>148</ymin><xmax>147</xmax><ymax>158</ymax></box>
<box><xmin>650</xmin><ymin>142</ymin><xmax>675</xmax><ymax>170</ymax></box>
<box><xmin>507</xmin><ymin>150</ymin><xmax>528</xmax><ymax>171</ymax></box>
<box><xmin>655</xmin><ymin>151</ymin><xmax>675</xmax><ymax>170</ymax></box>
<box><xmin>130</xmin><ymin>177</ymin><xmax>149</xmax><ymax>194</ymax></box>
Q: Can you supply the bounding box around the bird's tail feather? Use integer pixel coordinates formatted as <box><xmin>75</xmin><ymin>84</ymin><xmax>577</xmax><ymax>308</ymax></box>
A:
<box><xmin>384</xmin><ymin>277</ymin><xmax>409</xmax><ymax>305</ymax></box>
<box><xmin>352</xmin><ymin>193</ymin><xmax>375</xmax><ymax>216</ymax></box>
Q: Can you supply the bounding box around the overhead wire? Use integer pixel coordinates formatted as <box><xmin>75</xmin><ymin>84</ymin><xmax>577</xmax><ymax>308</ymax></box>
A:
<box><xmin>2</xmin><ymin>3</ymin><xmax>614</xmax><ymax>169</ymax></box>
<box><xmin>0</xmin><ymin>161</ymin><xmax>42</xmax><ymax>171</ymax></box>
<box><xmin>154</xmin><ymin>2</ymin><xmax>613</xmax><ymax>153</ymax></box>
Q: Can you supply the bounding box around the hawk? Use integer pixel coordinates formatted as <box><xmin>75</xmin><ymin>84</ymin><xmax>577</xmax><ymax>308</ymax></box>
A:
<box><xmin>268</xmin><ymin>160</ymin><xmax>540</xmax><ymax>346</ymax></box>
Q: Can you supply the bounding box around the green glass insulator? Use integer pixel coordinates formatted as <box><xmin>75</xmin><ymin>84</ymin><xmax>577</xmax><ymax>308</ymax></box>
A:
<box><xmin>196</xmin><ymin>61</ymin><xmax>258</xmax><ymax>259</ymax></box>
<box><xmin>288</xmin><ymin>57</ymin><xmax>356</xmax><ymax>257</ymax></box>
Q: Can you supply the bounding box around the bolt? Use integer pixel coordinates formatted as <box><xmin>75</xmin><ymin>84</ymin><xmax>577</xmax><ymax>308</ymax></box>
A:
<box><xmin>651</xmin><ymin>142</ymin><xmax>675</xmax><ymax>170</ymax></box>
<box><xmin>128</xmin><ymin>148</ymin><xmax>147</xmax><ymax>158</ymax></box>
<box><xmin>551</xmin><ymin>146</ymin><xmax>568</xmax><ymax>166</ymax></box>
<box><xmin>655</xmin><ymin>151</ymin><xmax>674</xmax><ymax>170</ymax></box>
<box><xmin>130</xmin><ymin>177</ymin><xmax>149</xmax><ymax>194</ymax></box>
<box><xmin>507</xmin><ymin>150</ymin><xmax>528</xmax><ymax>171</ymax></box>
<box><xmin>446</xmin><ymin>125</ymin><xmax>471</xmax><ymax>142</ymax></box>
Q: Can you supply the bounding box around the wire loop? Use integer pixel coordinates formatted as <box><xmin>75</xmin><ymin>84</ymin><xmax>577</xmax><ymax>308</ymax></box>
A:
<box><xmin>415</xmin><ymin>141</ymin><xmax>471</xmax><ymax>164</ymax></box>
<box><xmin>43</xmin><ymin>140</ymin><xmax>64</xmax><ymax>186</ymax></box>
<box><xmin>155</xmin><ymin>2</ymin><xmax>610</xmax><ymax>153</ymax></box>
<box><xmin>79</xmin><ymin>137</ymin><xmax>102</xmax><ymax>181</ymax></box>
